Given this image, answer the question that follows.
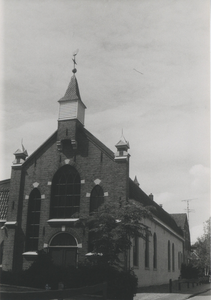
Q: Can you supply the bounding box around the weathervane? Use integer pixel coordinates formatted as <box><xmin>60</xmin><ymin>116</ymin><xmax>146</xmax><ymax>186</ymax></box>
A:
<box><xmin>72</xmin><ymin>49</ymin><xmax>79</xmax><ymax>73</ymax></box>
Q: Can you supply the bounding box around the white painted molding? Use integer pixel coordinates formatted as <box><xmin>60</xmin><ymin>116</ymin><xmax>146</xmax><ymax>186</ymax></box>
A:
<box><xmin>47</xmin><ymin>219</ymin><xmax>79</xmax><ymax>223</ymax></box>
<box><xmin>94</xmin><ymin>179</ymin><xmax>101</xmax><ymax>185</ymax></box>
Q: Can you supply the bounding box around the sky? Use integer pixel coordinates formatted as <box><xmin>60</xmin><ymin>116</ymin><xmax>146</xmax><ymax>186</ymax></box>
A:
<box><xmin>0</xmin><ymin>0</ymin><xmax>210</xmax><ymax>244</ymax></box>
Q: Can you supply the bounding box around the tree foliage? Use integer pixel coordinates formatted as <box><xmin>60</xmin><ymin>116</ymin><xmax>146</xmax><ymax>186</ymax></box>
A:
<box><xmin>191</xmin><ymin>218</ymin><xmax>210</xmax><ymax>276</ymax></box>
<box><xmin>76</xmin><ymin>198</ymin><xmax>152</xmax><ymax>267</ymax></box>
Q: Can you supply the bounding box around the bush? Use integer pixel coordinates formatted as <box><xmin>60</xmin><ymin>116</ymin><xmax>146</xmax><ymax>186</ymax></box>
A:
<box><xmin>180</xmin><ymin>263</ymin><xmax>199</xmax><ymax>279</ymax></box>
<box><xmin>1</xmin><ymin>252</ymin><xmax>137</xmax><ymax>299</ymax></box>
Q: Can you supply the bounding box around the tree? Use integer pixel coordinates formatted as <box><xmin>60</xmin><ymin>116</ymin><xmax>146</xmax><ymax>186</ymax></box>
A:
<box><xmin>76</xmin><ymin>198</ymin><xmax>153</xmax><ymax>267</ymax></box>
<box><xmin>191</xmin><ymin>218</ymin><xmax>210</xmax><ymax>276</ymax></box>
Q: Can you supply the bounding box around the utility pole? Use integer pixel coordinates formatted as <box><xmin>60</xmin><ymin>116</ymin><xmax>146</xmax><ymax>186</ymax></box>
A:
<box><xmin>181</xmin><ymin>198</ymin><xmax>196</xmax><ymax>222</ymax></box>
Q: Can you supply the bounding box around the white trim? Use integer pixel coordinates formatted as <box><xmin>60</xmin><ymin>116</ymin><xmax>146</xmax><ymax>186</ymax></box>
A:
<box><xmin>85</xmin><ymin>252</ymin><xmax>103</xmax><ymax>256</ymax></box>
<box><xmin>47</xmin><ymin>218</ymin><xmax>79</xmax><ymax>223</ymax></box>
<box><xmin>33</xmin><ymin>182</ymin><xmax>39</xmax><ymax>188</ymax></box>
<box><xmin>22</xmin><ymin>251</ymin><xmax>38</xmax><ymax>256</ymax></box>
<box><xmin>94</xmin><ymin>179</ymin><xmax>101</xmax><ymax>185</ymax></box>
<box><xmin>5</xmin><ymin>221</ymin><xmax>17</xmax><ymax>226</ymax></box>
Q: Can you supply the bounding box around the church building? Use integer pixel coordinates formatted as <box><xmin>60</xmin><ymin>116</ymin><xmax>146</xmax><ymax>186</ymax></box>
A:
<box><xmin>0</xmin><ymin>63</ymin><xmax>191</xmax><ymax>287</ymax></box>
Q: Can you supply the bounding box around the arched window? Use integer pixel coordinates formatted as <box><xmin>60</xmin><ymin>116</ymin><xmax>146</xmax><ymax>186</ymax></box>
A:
<box><xmin>168</xmin><ymin>240</ymin><xmax>171</xmax><ymax>271</ymax></box>
<box><xmin>145</xmin><ymin>231</ymin><xmax>149</xmax><ymax>268</ymax></box>
<box><xmin>50</xmin><ymin>165</ymin><xmax>81</xmax><ymax>218</ymax></box>
<box><xmin>153</xmin><ymin>233</ymin><xmax>157</xmax><ymax>269</ymax></box>
<box><xmin>172</xmin><ymin>243</ymin><xmax>175</xmax><ymax>271</ymax></box>
<box><xmin>0</xmin><ymin>241</ymin><xmax>4</xmax><ymax>265</ymax></box>
<box><xmin>25</xmin><ymin>188</ymin><xmax>41</xmax><ymax>251</ymax></box>
<box><xmin>133</xmin><ymin>236</ymin><xmax>139</xmax><ymax>267</ymax></box>
<box><xmin>90</xmin><ymin>185</ymin><xmax>104</xmax><ymax>213</ymax></box>
<box><xmin>49</xmin><ymin>233</ymin><xmax>77</xmax><ymax>267</ymax></box>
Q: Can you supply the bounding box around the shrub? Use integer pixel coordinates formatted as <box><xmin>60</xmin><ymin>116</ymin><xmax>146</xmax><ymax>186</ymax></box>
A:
<box><xmin>180</xmin><ymin>263</ymin><xmax>199</xmax><ymax>279</ymax></box>
<box><xmin>1</xmin><ymin>252</ymin><xmax>137</xmax><ymax>299</ymax></box>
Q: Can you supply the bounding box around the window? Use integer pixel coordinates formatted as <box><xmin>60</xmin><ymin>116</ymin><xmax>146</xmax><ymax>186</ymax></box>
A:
<box><xmin>153</xmin><ymin>233</ymin><xmax>157</xmax><ymax>269</ymax></box>
<box><xmin>25</xmin><ymin>188</ymin><xmax>41</xmax><ymax>251</ymax></box>
<box><xmin>178</xmin><ymin>251</ymin><xmax>183</xmax><ymax>270</ymax></box>
<box><xmin>90</xmin><ymin>185</ymin><xmax>104</xmax><ymax>213</ymax></box>
<box><xmin>0</xmin><ymin>241</ymin><xmax>4</xmax><ymax>265</ymax></box>
<box><xmin>133</xmin><ymin>236</ymin><xmax>139</xmax><ymax>267</ymax></box>
<box><xmin>172</xmin><ymin>243</ymin><xmax>175</xmax><ymax>271</ymax></box>
<box><xmin>50</xmin><ymin>165</ymin><xmax>81</xmax><ymax>218</ymax></box>
<box><xmin>145</xmin><ymin>231</ymin><xmax>149</xmax><ymax>268</ymax></box>
<box><xmin>168</xmin><ymin>240</ymin><xmax>171</xmax><ymax>271</ymax></box>
<box><xmin>49</xmin><ymin>233</ymin><xmax>77</xmax><ymax>267</ymax></box>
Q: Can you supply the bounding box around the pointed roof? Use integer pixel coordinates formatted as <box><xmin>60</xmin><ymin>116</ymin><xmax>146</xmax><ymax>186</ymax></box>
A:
<box><xmin>13</xmin><ymin>143</ymin><xmax>28</xmax><ymax>157</ymax></box>
<box><xmin>134</xmin><ymin>176</ymin><xmax>140</xmax><ymax>186</ymax></box>
<box><xmin>115</xmin><ymin>131</ymin><xmax>130</xmax><ymax>149</ymax></box>
<box><xmin>170</xmin><ymin>213</ymin><xmax>188</xmax><ymax>229</ymax></box>
<box><xmin>59</xmin><ymin>74</ymin><xmax>82</xmax><ymax>102</ymax></box>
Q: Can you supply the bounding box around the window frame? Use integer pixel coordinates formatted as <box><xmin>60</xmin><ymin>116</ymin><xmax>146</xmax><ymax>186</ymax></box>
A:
<box><xmin>25</xmin><ymin>188</ymin><xmax>41</xmax><ymax>251</ymax></box>
<box><xmin>50</xmin><ymin>165</ymin><xmax>81</xmax><ymax>219</ymax></box>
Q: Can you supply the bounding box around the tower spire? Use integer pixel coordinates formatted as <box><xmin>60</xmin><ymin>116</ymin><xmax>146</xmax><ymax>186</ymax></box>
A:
<box><xmin>58</xmin><ymin>50</ymin><xmax>86</xmax><ymax>124</ymax></box>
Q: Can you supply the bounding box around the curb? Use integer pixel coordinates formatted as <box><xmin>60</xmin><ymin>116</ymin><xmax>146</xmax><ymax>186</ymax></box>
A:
<box><xmin>187</xmin><ymin>288</ymin><xmax>211</xmax><ymax>299</ymax></box>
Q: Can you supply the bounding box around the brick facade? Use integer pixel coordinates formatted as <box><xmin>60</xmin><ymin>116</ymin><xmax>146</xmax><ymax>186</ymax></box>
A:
<box><xmin>0</xmin><ymin>72</ymin><xmax>191</xmax><ymax>287</ymax></box>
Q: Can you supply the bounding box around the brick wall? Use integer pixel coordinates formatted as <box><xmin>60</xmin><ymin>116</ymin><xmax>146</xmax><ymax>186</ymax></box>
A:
<box><xmin>3</xmin><ymin>119</ymin><xmax>129</xmax><ymax>271</ymax></box>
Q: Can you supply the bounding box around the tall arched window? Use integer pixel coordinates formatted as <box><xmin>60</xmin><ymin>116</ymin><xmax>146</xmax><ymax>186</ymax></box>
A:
<box><xmin>133</xmin><ymin>236</ymin><xmax>139</xmax><ymax>267</ymax></box>
<box><xmin>168</xmin><ymin>240</ymin><xmax>171</xmax><ymax>271</ymax></box>
<box><xmin>153</xmin><ymin>233</ymin><xmax>157</xmax><ymax>269</ymax></box>
<box><xmin>49</xmin><ymin>233</ymin><xmax>77</xmax><ymax>267</ymax></box>
<box><xmin>145</xmin><ymin>231</ymin><xmax>149</xmax><ymax>268</ymax></box>
<box><xmin>90</xmin><ymin>185</ymin><xmax>104</xmax><ymax>213</ymax></box>
<box><xmin>26</xmin><ymin>188</ymin><xmax>41</xmax><ymax>251</ymax></box>
<box><xmin>50</xmin><ymin>165</ymin><xmax>81</xmax><ymax>218</ymax></box>
<box><xmin>172</xmin><ymin>243</ymin><xmax>175</xmax><ymax>271</ymax></box>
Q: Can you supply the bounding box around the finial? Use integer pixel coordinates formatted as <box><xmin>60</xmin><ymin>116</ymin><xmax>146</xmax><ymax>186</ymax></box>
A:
<box><xmin>72</xmin><ymin>49</ymin><xmax>79</xmax><ymax>73</ymax></box>
<box><xmin>120</xmin><ymin>129</ymin><xmax>127</xmax><ymax>143</ymax></box>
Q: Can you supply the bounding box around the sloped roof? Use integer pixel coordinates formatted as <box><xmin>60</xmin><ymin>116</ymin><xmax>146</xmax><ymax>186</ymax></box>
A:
<box><xmin>0</xmin><ymin>179</ymin><xmax>10</xmax><ymax>220</ymax></box>
<box><xmin>170</xmin><ymin>213</ymin><xmax>188</xmax><ymax>229</ymax></box>
<box><xmin>129</xmin><ymin>178</ymin><xmax>183</xmax><ymax>237</ymax></box>
<box><xmin>84</xmin><ymin>128</ymin><xmax>114</xmax><ymax>159</ymax></box>
<box><xmin>59</xmin><ymin>74</ymin><xmax>86</xmax><ymax>109</ymax></box>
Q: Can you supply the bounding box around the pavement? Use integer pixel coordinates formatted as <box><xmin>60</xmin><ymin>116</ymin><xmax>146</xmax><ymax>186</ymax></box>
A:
<box><xmin>0</xmin><ymin>281</ymin><xmax>210</xmax><ymax>300</ymax></box>
<box><xmin>134</xmin><ymin>281</ymin><xmax>211</xmax><ymax>300</ymax></box>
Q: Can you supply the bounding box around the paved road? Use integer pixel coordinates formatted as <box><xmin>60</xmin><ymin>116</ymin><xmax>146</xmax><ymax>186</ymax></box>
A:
<box><xmin>190</xmin><ymin>289</ymin><xmax>211</xmax><ymax>299</ymax></box>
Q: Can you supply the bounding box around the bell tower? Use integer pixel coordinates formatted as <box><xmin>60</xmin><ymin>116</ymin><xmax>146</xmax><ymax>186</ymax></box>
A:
<box><xmin>57</xmin><ymin>52</ymin><xmax>86</xmax><ymax>150</ymax></box>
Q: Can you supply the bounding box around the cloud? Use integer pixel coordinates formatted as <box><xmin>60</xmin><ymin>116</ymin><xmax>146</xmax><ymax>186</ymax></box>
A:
<box><xmin>191</xmin><ymin>223</ymin><xmax>204</xmax><ymax>244</ymax></box>
<box><xmin>189</xmin><ymin>164</ymin><xmax>210</xmax><ymax>195</ymax></box>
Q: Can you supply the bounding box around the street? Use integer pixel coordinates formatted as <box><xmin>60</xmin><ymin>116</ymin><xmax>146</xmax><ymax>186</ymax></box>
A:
<box><xmin>191</xmin><ymin>289</ymin><xmax>211</xmax><ymax>299</ymax></box>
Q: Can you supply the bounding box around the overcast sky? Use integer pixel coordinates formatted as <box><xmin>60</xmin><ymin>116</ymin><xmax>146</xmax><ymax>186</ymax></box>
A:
<box><xmin>0</xmin><ymin>0</ymin><xmax>210</xmax><ymax>244</ymax></box>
